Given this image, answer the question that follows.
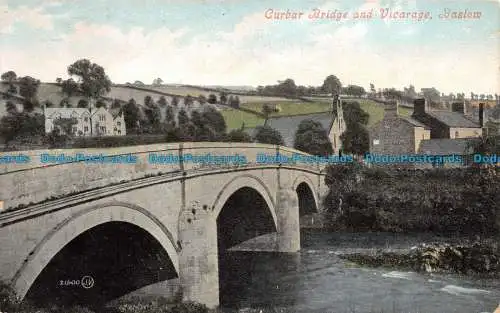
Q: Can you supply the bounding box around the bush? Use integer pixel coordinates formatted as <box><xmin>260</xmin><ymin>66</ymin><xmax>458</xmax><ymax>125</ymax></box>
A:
<box><xmin>253</xmin><ymin>125</ymin><xmax>284</xmax><ymax>145</ymax></box>
<box><xmin>225</xmin><ymin>129</ymin><xmax>253</xmax><ymax>143</ymax></box>
<box><xmin>324</xmin><ymin>166</ymin><xmax>500</xmax><ymax>235</ymax></box>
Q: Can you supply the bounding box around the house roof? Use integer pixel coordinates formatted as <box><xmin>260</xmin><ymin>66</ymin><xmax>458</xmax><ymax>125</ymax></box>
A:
<box><xmin>418</xmin><ymin>138</ymin><xmax>478</xmax><ymax>155</ymax></box>
<box><xmin>400</xmin><ymin>116</ymin><xmax>429</xmax><ymax>129</ymax></box>
<box><xmin>108</xmin><ymin>108</ymin><xmax>122</xmax><ymax>118</ymax></box>
<box><xmin>45</xmin><ymin>108</ymin><xmax>90</xmax><ymax>119</ymax></box>
<box><xmin>427</xmin><ymin>110</ymin><xmax>480</xmax><ymax>128</ymax></box>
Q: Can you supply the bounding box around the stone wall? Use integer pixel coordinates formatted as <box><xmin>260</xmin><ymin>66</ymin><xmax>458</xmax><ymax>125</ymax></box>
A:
<box><xmin>0</xmin><ymin>143</ymin><xmax>323</xmax><ymax>211</ymax></box>
<box><xmin>369</xmin><ymin>118</ymin><xmax>417</xmax><ymax>155</ymax></box>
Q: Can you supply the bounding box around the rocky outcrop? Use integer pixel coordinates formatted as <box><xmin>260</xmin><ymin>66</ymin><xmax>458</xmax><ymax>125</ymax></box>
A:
<box><xmin>340</xmin><ymin>241</ymin><xmax>500</xmax><ymax>276</ymax></box>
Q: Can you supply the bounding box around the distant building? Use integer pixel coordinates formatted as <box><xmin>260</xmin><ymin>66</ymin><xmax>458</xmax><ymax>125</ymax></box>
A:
<box><xmin>328</xmin><ymin>95</ymin><xmax>347</xmax><ymax>155</ymax></box>
<box><xmin>412</xmin><ymin>98</ymin><xmax>482</xmax><ymax>139</ymax></box>
<box><xmin>369</xmin><ymin>100</ymin><xmax>431</xmax><ymax>155</ymax></box>
<box><xmin>44</xmin><ymin>107</ymin><xmax>126</xmax><ymax>136</ymax></box>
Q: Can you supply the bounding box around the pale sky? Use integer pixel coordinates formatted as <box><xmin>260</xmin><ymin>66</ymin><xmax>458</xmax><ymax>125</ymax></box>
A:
<box><xmin>0</xmin><ymin>0</ymin><xmax>499</xmax><ymax>94</ymax></box>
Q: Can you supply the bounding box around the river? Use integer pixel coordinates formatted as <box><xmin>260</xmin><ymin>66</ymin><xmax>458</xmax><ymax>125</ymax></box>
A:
<box><xmin>219</xmin><ymin>231</ymin><xmax>500</xmax><ymax>313</ymax></box>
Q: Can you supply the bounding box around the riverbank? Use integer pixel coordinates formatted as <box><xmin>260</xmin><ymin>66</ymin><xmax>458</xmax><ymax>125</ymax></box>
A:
<box><xmin>338</xmin><ymin>239</ymin><xmax>500</xmax><ymax>278</ymax></box>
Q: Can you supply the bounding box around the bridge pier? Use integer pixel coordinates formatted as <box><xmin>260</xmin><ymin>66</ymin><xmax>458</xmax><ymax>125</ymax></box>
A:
<box><xmin>276</xmin><ymin>187</ymin><xmax>301</xmax><ymax>252</ymax></box>
<box><xmin>178</xmin><ymin>207</ymin><xmax>219</xmax><ymax>308</ymax></box>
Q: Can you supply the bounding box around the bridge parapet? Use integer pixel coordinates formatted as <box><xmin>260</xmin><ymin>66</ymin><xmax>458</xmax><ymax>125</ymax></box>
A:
<box><xmin>0</xmin><ymin>143</ymin><xmax>325</xmax><ymax>211</ymax></box>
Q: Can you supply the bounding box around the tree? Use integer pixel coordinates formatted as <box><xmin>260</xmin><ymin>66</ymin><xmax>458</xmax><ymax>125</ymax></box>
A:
<box><xmin>226</xmin><ymin>129</ymin><xmax>253</xmax><ymax>142</ymax></box>
<box><xmin>278</xmin><ymin>78</ymin><xmax>297</xmax><ymax>96</ymax></box>
<box><xmin>219</xmin><ymin>92</ymin><xmax>228</xmax><ymax>105</ymax></box>
<box><xmin>152</xmin><ymin>78</ymin><xmax>163</xmax><ymax>86</ymax></box>
<box><xmin>198</xmin><ymin>95</ymin><xmax>207</xmax><ymax>105</ymax></box>
<box><xmin>184</xmin><ymin>95</ymin><xmax>194</xmax><ymax>107</ymax></box>
<box><xmin>95</xmin><ymin>99</ymin><xmax>107</xmax><ymax>108</ymax></box>
<box><xmin>208</xmin><ymin>94</ymin><xmax>217</xmax><ymax>104</ymax></box>
<box><xmin>322</xmin><ymin>75</ymin><xmax>342</xmax><ymax>95</ymax></box>
<box><xmin>383</xmin><ymin>88</ymin><xmax>403</xmax><ymax>100</ymax></box>
<box><xmin>5</xmin><ymin>101</ymin><xmax>17</xmax><ymax>114</ymax></box>
<box><xmin>370</xmin><ymin>83</ymin><xmax>376</xmax><ymax>95</ymax></box>
<box><xmin>421</xmin><ymin>87</ymin><xmax>441</xmax><ymax>103</ymax></box>
<box><xmin>133</xmin><ymin>80</ymin><xmax>145</xmax><ymax>86</ymax></box>
<box><xmin>77</xmin><ymin>99</ymin><xmax>89</xmax><ymax>108</ymax></box>
<box><xmin>0</xmin><ymin>112</ymin><xmax>44</xmax><ymax>143</ymax></box>
<box><xmin>340</xmin><ymin>122</ymin><xmax>369</xmax><ymax>155</ymax></box>
<box><xmin>172</xmin><ymin>96</ymin><xmax>179</xmax><ymax>107</ymax></box>
<box><xmin>18</xmin><ymin>76</ymin><xmax>40</xmax><ymax>102</ymax></box>
<box><xmin>1</xmin><ymin>71</ymin><xmax>17</xmax><ymax>84</ymax></box>
<box><xmin>231</xmin><ymin>96</ymin><xmax>240</xmax><ymax>108</ymax></box>
<box><xmin>67</xmin><ymin>59</ymin><xmax>112</xmax><ymax>103</ymax></box>
<box><xmin>178</xmin><ymin>109</ymin><xmax>189</xmax><ymax>126</ymax></box>
<box><xmin>111</xmin><ymin>99</ymin><xmax>121</xmax><ymax>109</ymax></box>
<box><xmin>403</xmin><ymin>85</ymin><xmax>417</xmax><ymax>98</ymax></box>
<box><xmin>7</xmin><ymin>84</ymin><xmax>17</xmax><ymax>94</ymax></box>
<box><xmin>144</xmin><ymin>95</ymin><xmax>153</xmax><ymax>107</ymax></box>
<box><xmin>61</xmin><ymin>78</ymin><xmax>79</xmax><ymax>97</ymax></box>
<box><xmin>294</xmin><ymin>120</ymin><xmax>333</xmax><ymax>156</ymax></box>
<box><xmin>53</xmin><ymin>117</ymin><xmax>78</xmax><ymax>136</ymax></box>
<box><xmin>158</xmin><ymin>96</ymin><xmax>168</xmax><ymax>107</ymax></box>
<box><xmin>342</xmin><ymin>101</ymin><xmax>369</xmax><ymax>125</ymax></box>
<box><xmin>124</xmin><ymin>98</ymin><xmax>140</xmax><ymax>130</ymax></box>
<box><xmin>165</xmin><ymin>106</ymin><xmax>175</xmax><ymax>124</ymax></box>
<box><xmin>262</xmin><ymin>103</ymin><xmax>273</xmax><ymax>126</ymax></box>
<box><xmin>43</xmin><ymin>100</ymin><xmax>54</xmax><ymax>108</ymax></box>
<box><xmin>254</xmin><ymin>125</ymin><xmax>284</xmax><ymax>145</ymax></box>
<box><xmin>345</xmin><ymin>85</ymin><xmax>366</xmax><ymax>97</ymax></box>
<box><xmin>201</xmin><ymin>107</ymin><xmax>226</xmax><ymax>134</ymax></box>
<box><xmin>144</xmin><ymin>103</ymin><xmax>161</xmax><ymax>130</ymax></box>
<box><xmin>60</xmin><ymin>97</ymin><xmax>71</xmax><ymax>108</ymax></box>
<box><xmin>56</xmin><ymin>77</ymin><xmax>62</xmax><ymax>85</ymax></box>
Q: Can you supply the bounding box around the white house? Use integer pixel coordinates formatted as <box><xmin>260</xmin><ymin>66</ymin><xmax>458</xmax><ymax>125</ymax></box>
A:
<box><xmin>44</xmin><ymin>107</ymin><xmax>126</xmax><ymax>136</ymax></box>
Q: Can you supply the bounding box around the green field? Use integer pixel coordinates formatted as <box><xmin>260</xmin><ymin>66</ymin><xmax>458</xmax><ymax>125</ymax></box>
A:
<box><xmin>220</xmin><ymin>109</ymin><xmax>265</xmax><ymax>130</ymax></box>
<box><xmin>241</xmin><ymin>101</ymin><xmax>331</xmax><ymax>117</ymax></box>
<box><xmin>222</xmin><ymin>98</ymin><xmax>414</xmax><ymax>130</ymax></box>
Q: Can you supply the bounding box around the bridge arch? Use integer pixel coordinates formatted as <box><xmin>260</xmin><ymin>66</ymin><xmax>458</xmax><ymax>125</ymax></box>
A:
<box><xmin>292</xmin><ymin>175</ymin><xmax>319</xmax><ymax>215</ymax></box>
<box><xmin>11</xmin><ymin>202</ymin><xmax>179</xmax><ymax>301</ymax></box>
<box><xmin>211</xmin><ymin>174</ymin><xmax>278</xmax><ymax>229</ymax></box>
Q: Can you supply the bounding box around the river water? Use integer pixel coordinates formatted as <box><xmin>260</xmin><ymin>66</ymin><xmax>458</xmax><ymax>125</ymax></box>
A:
<box><xmin>219</xmin><ymin>231</ymin><xmax>500</xmax><ymax>313</ymax></box>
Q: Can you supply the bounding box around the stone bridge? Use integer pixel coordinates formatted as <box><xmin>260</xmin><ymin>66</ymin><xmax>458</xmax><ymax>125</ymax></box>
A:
<box><xmin>0</xmin><ymin>142</ymin><xmax>329</xmax><ymax>308</ymax></box>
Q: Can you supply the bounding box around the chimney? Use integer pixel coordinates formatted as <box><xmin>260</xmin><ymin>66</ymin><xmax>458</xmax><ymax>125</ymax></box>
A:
<box><xmin>384</xmin><ymin>100</ymin><xmax>398</xmax><ymax>118</ymax></box>
<box><xmin>479</xmin><ymin>102</ymin><xmax>484</xmax><ymax>127</ymax></box>
<box><xmin>413</xmin><ymin>98</ymin><xmax>426</xmax><ymax>116</ymax></box>
<box><xmin>451</xmin><ymin>100</ymin><xmax>466</xmax><ymax>115</ymax></box>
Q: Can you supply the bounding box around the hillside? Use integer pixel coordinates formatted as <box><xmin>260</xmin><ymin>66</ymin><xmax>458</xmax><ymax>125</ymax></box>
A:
<box><xmin>141</xmin><ymin>84</ymin><xmax>296</xmax><ymax>103</ymax></box>
<box><xmin>0</xmin><ymin>83</ymin><xmax>412</xmax><ymax>132</ymax></box>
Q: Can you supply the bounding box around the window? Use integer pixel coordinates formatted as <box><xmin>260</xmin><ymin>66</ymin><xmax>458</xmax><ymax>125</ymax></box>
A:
<box><xmin>84</xmin><ymin>117</ymin><xmax>88</xmax><ymax>122</ymax></box>
<box><xmin>118</xmin><ymin>130</ymin><xmax>121</xmax><ymax>135</ymax></box>
<box><xmin>455</xmin><ymin>131</ymin><xmax>459</xmax><ymax>138</ymax></box>
<box><xmin>117</xmin><ymin>122</ymin><xmax>121</xmax><ymax>126</ymax></box>
<box><xmin>72</xmin><ymin>126</ymin><xmax>77</xmax><ymax>133</ymax></box>
<box><xmin>84</xmin><ymin>126</ymin><xmax>89</xmax><ymax>132</ymax></box>
<box><xmin>100</xmin><ymin>126</ymin><xmax>106</xmax><ymax>132</ymax></box>
<box><xmin>114</xmin><ymin>127</ymin><xmax>117</xmax><ymax>132</ymax></box>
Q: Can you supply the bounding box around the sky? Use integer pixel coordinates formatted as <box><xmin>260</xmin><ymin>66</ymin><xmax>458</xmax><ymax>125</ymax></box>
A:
<box><xmin>0</xmin><ymin>0</ymin><xmax>499</xmax><ymax>94</ymax></box>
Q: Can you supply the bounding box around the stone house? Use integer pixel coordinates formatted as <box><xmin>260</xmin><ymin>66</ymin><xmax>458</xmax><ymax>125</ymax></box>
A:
<box><xmin>328</xmin><ymin>95</ymin><xmax>347</xmax><ymax>155</ymax></box>
<box><xmin>369</xmin><ymin>100</ymin><xmax>430</xmax><ymax>155</ymax></box>
<box><xmin>44</xmin><ymin>107</ymin><xmax>126</xmax><ymax>136</ymax></box>
<box><xmin>411</xmin><ymin>98</ymin><xmax>482</xmax><ymax>139</ymax></box>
